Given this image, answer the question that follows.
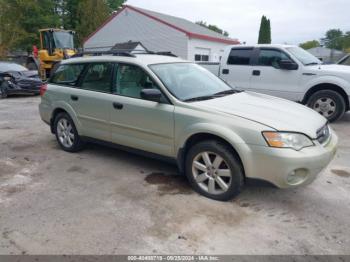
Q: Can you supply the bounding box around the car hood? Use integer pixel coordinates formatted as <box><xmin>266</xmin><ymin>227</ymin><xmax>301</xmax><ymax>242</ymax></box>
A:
<box><xmin>4</xmin><ymin>70</ymin><xmax>40</xmax><ymax>79</ymax></box>
<box><xmin>307</xmin><ymin>64</ymin><xmax>350</xmax><ymax>74</ymax></box>
<box><xmin>21</xmin><ymin>70</ymin><xmax>40</xmax><ymax>78</ymax></box>
<box><xmin>192</xmin><ymin>91</ymin><xmax>327</xmax><ymax>138</ymax></box>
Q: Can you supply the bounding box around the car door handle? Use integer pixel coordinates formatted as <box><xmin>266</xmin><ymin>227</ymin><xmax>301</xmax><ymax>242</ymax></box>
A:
<box><xmin>113</xmin><ymin>102</ymin><xmax>123</xmax><ymax>110</ymax></box>
<box><xmin>71</xmin><ymin>95</ymin><xmax>79</xmax><ymax>101</ymax></box>
<box><xmin>252</xmin><ymin>70</ymin><xmax>261</xmax><ymax>76</ymax></box>
<box><xmin>222</xmin><ymin>69</ymin><xmax>229</xmax><ymax>74</ymax></box>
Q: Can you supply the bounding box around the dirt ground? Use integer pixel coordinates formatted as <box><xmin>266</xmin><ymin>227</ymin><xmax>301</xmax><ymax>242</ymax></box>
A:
<box><xmin>0</xmin><ymin>96</ymin><xmax>349</xmax><ymax>255</ymax></box>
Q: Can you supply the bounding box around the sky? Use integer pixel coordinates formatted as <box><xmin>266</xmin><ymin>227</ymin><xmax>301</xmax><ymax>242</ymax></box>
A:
<box><xmin>126</xmin><ymin>0</ymin><xmax>350</xmax><ymax>45</ymax></box>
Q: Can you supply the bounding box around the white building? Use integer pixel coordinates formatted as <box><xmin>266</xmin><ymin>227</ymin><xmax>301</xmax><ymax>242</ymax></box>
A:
<box><xmin>83</xmin><ymin>5</ymin><xmax>239</xmax><ymax>62</ymax></box>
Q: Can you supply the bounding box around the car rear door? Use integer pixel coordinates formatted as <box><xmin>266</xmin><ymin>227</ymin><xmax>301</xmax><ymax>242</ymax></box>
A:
<box><xmin>249</xmin><ymin>48</ymin><xmax>302</xmax><ymax>100</ymax></box>
<box><xmin>219</xmin><ymin>47</ymin><xmax>254</xmax><ymax>90</ymax></box>
<box><xmin>50</xmin><ymin>62</ymin><xmax>114</xmax><ymax>141</ymax></box>
<box><xmin>69</xmin><ymin>62</ymin><xmax>114</xmax><ymax>141</ymax></box>
<box><xmin>108</xmin><ymin>63</ymin><xmax>175</xmax><ymax>157</ymax></box>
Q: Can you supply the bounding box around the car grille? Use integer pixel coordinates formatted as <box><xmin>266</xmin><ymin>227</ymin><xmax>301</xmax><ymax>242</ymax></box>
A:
<box><xmin>316</xmin><ymin>124</ymin><xmax>330</xmax><ymax>144</ymax></box>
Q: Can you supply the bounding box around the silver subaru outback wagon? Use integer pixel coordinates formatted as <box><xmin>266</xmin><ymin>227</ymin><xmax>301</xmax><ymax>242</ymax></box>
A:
<box><xmin>39</xmin><ymin>53</ymin><xmax>337</xmax><ymax>201</ymax></box>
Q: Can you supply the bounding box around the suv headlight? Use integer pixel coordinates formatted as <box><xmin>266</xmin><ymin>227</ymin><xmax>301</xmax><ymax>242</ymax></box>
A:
<box><xmin>3</xmin><ymin>76</ymin><xmax>11</xmax><ymax>81</ymax></box>
<box><xmin>262</xmin><ymin>131</ymin><xmax>314</xmax><ymax>151</ymax></box>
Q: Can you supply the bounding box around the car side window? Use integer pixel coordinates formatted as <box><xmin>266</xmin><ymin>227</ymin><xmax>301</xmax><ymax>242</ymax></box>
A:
<box><xmin>50</xmin><ymin>64</ymin><xmax>85</xmax><ymax>86</ymax></box>
<box><xmin>80</xmin><ymin>63</ymin><xmax>113</xmax><ymax>93</ymax></box>
<box><xmin>258</xmin><ymin>49</ymin><xmax>291</xmax><ymax>67</ymax></box>
<box><xmin>227</xmin><ymin>49</ymin><xmax>253</xmax><ymax>65</ymax></box>
<box><xmin>115</xmin><ymin>64</ymin><xmax>160</xmax><ymax>99</ymax></box>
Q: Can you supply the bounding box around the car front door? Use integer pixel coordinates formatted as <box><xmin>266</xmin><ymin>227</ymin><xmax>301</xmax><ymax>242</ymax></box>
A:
<box><xmin>109</xmin><ymin>63</ymin><xmax>175</xmax><ymax>157</ymax></box>
<box><xmin>249</xmin><ymin>48</ymin><xmax>302</xmax><ymax>100</ymax></box>
<box><xmin>219</xmin><ymin>48</ymin><xmax>254</xmax><ymax>90</ymax></box>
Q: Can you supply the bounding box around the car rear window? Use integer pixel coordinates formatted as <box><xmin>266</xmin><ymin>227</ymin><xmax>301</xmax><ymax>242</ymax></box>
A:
<box><xmin>50</xmin><ymin>64</ymin><xmax>85</xmax><ymax>86</ymax></box>
<box><xmin>227</xmin><ymin>49</ymin><xmax>253</xmax><ymax>65</ymax></box>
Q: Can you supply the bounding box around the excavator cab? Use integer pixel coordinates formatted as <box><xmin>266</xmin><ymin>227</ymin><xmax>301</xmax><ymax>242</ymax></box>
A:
<box><xmin>27</xmin><ymin>29</ymin><xmax>76</xmax><ymax>80</ymax></box>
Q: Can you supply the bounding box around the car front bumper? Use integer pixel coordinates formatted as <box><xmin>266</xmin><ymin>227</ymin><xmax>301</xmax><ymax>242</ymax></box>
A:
<box><xmin>244</xmin><ymin>130</ymin><xmax>338</xmax><ymax>188</ymax></box>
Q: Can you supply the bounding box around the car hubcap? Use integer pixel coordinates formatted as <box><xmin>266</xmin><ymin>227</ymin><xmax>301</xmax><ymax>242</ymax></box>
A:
<box><xmin>57</xmin><ymin>118</ymin><xmax>75</xmax><ymax>148</ymax></box>
<box><xmin>313</xmin><ymin>97</ymin><xmax>336</xmax><ymax>118</ymax></box>
<box><xmin>192</xmin><ymin>151</ymin><xmax>232</xmax><ymax>195</ymax></box>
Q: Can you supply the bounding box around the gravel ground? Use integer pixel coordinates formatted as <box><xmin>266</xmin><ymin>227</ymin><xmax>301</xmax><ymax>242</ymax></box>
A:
<box><xmin>0</xmin><ymin>96</ymin><xmax>349</xmax><ymax>255</ymax></box>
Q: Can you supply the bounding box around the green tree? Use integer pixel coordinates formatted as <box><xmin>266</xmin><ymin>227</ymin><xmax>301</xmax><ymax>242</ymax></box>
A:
<box><xmin>196</xmin><ymin>21</ymin><xmax>229</xmax><ymax>37</ymax></box>
<box><xmin>61</xmin><ymin>0</ymin><xmax>80</xmax><ymax>30</ymax></box>
<box><xmin>343</xmin><ymin>31</ymin><xmax>350</xmax><ymax>51</ymax></box>
<box><xmin>0</xmin><ymin>0</ymin><xmax>60</xmax><ymax>52</ymax></box>
<box><xmin>258</xmin><ymin>15</ymin><xmax>271</xmax><ymax>44</ymax></box>
<box><xmin>107</xmin><ymin>0</ymin><xmax>126</xmax><ymax>13</ymax></box>
<box><xmin>299</xmin><ymin>40</ymin><xmax>320</xmax><ymax>50</ymax></box>
<box><xmin>322</xmin><ymin>29</ymin><xmax>344</xmax><ymax>50</ymax></box>
<box><xmin>75</xmin><ymin>0</ymin><xmax>110</xmax><ymax>45</ymax></box>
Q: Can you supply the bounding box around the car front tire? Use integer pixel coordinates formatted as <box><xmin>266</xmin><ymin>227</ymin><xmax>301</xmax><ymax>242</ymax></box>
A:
<box><xmin>185</xmin><ymin>140</ymin><xmax>244</xmax><ymax>201</ymax></box>
<box><xmin>307</xmin><ymin>90</ymin><xmax>346</xmax><ymax>122</ymax></box>
<box><xmin>54</xmin><ymin>112</ymin><xmax>84</xmax><ymax>152</ymax></box>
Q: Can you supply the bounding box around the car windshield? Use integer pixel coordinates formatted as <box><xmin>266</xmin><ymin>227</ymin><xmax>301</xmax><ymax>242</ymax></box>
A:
<box><xmin>149</xmin><ymin>63</ymin><xmax>237</xmax><ymax>101</ymax></box>
<box><xmin>0</xmin><ymin>63</ymin><xmax>28</xmax><ymax>72</ymax></box>
<box><xmin>339</xmin><ymin>55</ymin><xmax>350</xmax><ymax>65</ymax></box>
<box><xmin>286</xmin><ymin>46</ymin><xmax>322</xmax><ymax>66</ymax></box>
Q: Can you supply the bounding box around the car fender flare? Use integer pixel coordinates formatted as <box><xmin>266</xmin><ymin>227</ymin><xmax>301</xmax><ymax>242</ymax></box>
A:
<box><xmin>51</xmin><ymin>101</ymin><xmax>83</xmax><ymax>135</ymax></box>
<box><xmin>304</xmin><ymin>75</ymin><xmax>350</xmax><ymax>97</ymax></box>
<box><xmin>176</xmin><ymin>123</ymin><xmax>250</xmax><ymax>173</ymax></box>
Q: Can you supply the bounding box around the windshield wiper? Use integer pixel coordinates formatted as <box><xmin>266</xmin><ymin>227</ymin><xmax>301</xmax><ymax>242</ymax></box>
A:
<box><xmin>183</xmin><ymin>95</ymin><xmax>217</xmax><ymax>102</ymax></box>
<box><xmin>305</xmin><ymin>62</ymin><xmax>320</xmax><ymax>66</ymax></box>
<box><xmin>184</xmin><ymin>89</ymin><xmax>243</xmax><ymax>102</ymax></box>
<box><xmin>213</xmin><ymin>89</ymin><xmax>242</xmax><ymax>96</ymax></box>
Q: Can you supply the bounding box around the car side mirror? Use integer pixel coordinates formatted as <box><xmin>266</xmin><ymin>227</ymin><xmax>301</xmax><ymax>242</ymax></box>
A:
<box><xmin>140</xmin><ymin>88</ymin><xmax>162</xmax><ymax>102</ymax></box>
<box><xmin>278</xmin><ymin>60</ymin><xmax>299</xmax><ymax>70</ymax></box>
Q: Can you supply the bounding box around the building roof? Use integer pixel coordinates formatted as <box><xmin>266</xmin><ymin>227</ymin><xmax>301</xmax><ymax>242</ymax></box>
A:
<box><xmin>110</xmin><ymin>41</ymin><xmax>147</xmax><ymax>51</ymax></box>
<box><xmin>84</xmin><ymin>5</ymin><xmax>239</xmax><ymax>45</ymax></box>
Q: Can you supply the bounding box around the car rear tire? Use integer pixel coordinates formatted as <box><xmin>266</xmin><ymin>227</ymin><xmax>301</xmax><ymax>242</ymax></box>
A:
<box><xmin>185</xmin><ymin>140</ymin><xmax>244</xmax><ymax>201</ymax></box>
<box><xmin>54</xmin><ymin>112</ymin><xmax>84</xmax><ymax>152</ymax></box>
<box><xmin>0</xmin><ymin>82</ymin><xmax>8</xmax><ymax>99</ymax></box>
<box><xmin>307</xmin><ymin>90</ymin><xmax>346</xmax><ymax>122</ymax></box>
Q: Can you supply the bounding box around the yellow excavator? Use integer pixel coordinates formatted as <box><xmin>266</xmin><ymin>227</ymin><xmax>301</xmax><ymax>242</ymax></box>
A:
<box><xmin>26</xmin><ymin>28</ymin><xmax>76</xmax><ymax>80</ymax></box>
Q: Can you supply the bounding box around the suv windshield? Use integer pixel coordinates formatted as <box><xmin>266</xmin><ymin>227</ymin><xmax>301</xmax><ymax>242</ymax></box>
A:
<box><xmin>149</xmin><ymin>63</ymin><xmax>237</xmax><ymax>101</ymax></box>
<box><xmin>286</xmin><ymin>46</ymin><xmax>322</xmax><ymax>65</ymax></box>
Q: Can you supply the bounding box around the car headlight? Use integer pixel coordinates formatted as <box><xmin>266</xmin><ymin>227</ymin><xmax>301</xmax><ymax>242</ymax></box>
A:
<box><xmin>262</xmin><ymin>131</ymin><xmax>314</xmax><ymax>151</ymax></box>
<box><xmin>3</xmin><ymin>76</ymin><xmax>11</xmax><ymax>81</ymax></box>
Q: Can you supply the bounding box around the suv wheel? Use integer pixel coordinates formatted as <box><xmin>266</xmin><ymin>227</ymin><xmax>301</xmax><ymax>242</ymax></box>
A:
<box><xmin>307</xmin><ymin>90</ymin><xmax>346</xmax><ymax>122</ymax></box>
<box><xmin>54</xmin><ymin>112</ymin><xmax>84</xmax><ymax>152</ymax></box>
<box><xmin>185</xmin><ymin>140</ymin><xmax>244</xmax><ymax>201</ymax></box>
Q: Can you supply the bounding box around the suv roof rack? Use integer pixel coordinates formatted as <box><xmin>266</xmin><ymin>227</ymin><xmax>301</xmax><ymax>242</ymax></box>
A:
<box><xmin>72</xmin><ymin>50</ymin><xmax>136</xmax><ymax>58</ymax></box>
<box><xmin>136</xmin><ymin>51</ymin><xmax>178</xmax><ymax>57</ymax></box>
<box><xmin>72</xmin><ymin>49</ymin><xmax>178</xmax><ymax>58</ymax></box>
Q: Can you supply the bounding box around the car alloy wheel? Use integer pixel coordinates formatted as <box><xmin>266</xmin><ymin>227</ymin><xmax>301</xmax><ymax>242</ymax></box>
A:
<box><xmin>313</xmin><ymin>97</ymin><xmax>336</xmax><ymax>118</ymax></box>
<box><xmin>56</xmin><ymin>118</ymin><xmax>75</xmax><ymax>148</ymax></box>
<box><xmin>192</xmin><ymin>151</ymin><xmax>232</xmax><ymax>195</ymax></box>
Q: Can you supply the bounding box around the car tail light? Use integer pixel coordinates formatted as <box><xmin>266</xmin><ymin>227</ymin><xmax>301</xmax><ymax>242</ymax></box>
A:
<box><xmin>40</xmin><ymin>83</ymin><xmax>48</xmax><ymax>96</ymax></box>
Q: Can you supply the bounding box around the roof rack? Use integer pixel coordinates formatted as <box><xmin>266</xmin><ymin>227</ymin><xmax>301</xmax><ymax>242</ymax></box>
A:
<box><xmin>137</xmin><ymin>51</ymin><xmax>178</xmax><ymax>57</ymax></box>
<box><xmin>72</xmin><ymin>49</ymin><xmax>178</xmax><ymax>58</ymax></box>
<box><xmin>72</xmin><ymin>50</ymin><xmax>136</xmax><ymax>58</ymax></box>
